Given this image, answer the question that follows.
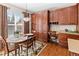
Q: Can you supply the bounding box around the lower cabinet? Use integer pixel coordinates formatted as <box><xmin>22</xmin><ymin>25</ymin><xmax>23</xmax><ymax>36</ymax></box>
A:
<box><xmin>58</xmin><ymin>33</ymin><xmax>79</xmax><ymax>48</ymax></box>
<box><xmin>58</xmin><ymin>33</ymin><xmax>68</xmax><ymax>48</ymax></box>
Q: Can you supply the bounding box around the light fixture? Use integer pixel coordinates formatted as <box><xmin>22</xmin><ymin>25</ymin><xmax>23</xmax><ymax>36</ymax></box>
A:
<box><xmin>23</xmin><ymin>17</ymin><xmax>30</xmax><ymax>22</ymax></box>
<box><xmin>23</xmin><ymin>4</ymin><xmax>31</xmax><ymax>22</ymax></box>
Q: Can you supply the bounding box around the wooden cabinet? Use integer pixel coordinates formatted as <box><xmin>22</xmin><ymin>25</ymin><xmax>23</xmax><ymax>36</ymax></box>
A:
<box><xmin>31</xmin><ymin>13</ymin><xmax>36</xmax><ymax>31</ymax></box>
<box><xmin>49</xmin><ymin>5</ymin><xmax>77</xmax><ymax>25</ymax></box>
<box><xmin>49</xmin><ymin>10</ymin><xmax>59</xmax><ymax>23</ymax></box>
<box><xmin>77</xmin><ymin>4</ymin><xmax>79</xmax><ymax>32</ymax></box>
<box><xmin>58</xmin><ymin>33</ymin><xmax>79</xmax><ymax>48</ymax></box>
<box><xmin>58</xmin><ymin>33</ymin><xmax>68</xmax><ymax>48</ymax></box>
<box><xmin>31</xmin><ymin>11</ymin><xmax>48</xmax><ymax>42</ymax></box>
<box><xmin>31</xmin><ymin>13</ymin><xmax>39</xmax><ymax>41</ymax></box>
<box><xmin>68</xmin><ymin>5</ymin><xmax>77</xmax><ymax>25</ymax></box>
<box><xmin>58</xmin><ymin>9</ymin><xmax>67</xmax><ymax>25</ymax></box>
<box><xmin>41</xmin><ymin>11</ymin><xmax>49</xmax><ymax>42</ymax></box>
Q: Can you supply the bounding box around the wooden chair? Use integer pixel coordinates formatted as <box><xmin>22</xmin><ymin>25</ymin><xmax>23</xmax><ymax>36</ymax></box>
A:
<box><xmin>68</xmin><ymin>38</ymin><xmax>79</xmax><ymax>56</ymax></box>
<box><xmin>48</xmin><ymin>31</ymin><xmax>58</xmax><ymax>43</ymax></box>
<box><xmin>20</xmin><ymin>36</ymin><xmax>36</xmax><ymax>56</ymax></box>
<box><xmin>0</xmin><ymin>36</ymin><xmax>20</xmax><ymax>56</ymax></box>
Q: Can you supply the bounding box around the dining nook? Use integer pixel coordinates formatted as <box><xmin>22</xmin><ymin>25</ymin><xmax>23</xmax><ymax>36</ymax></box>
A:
<box><xmin>0</xmin><ymin>4</ymin><xmax>46</xmax><ymax>56</ymax></box>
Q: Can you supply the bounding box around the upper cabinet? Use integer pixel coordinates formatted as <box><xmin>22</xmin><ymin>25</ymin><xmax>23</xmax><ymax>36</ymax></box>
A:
<box><xmin>49</xmin><ymin>5</ymin><xmax>77</xmax><ymax>25</ymax></box>
<box><xmin>49</xmin><ymin>10</ymin><xmax>59</xmax><ymax>23</ymax></box>
<box><xmin>69</xmin><ymin>5</ymin><xmax>77</xmax><ymax>25</ymax></box>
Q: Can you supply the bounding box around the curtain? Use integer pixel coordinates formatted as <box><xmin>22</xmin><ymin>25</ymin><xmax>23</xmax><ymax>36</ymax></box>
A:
<box><xmin>0</xmin><ymin>5</ymin><xmax>8</xmax><ymax>39</ymax></box>
<box><xmin>0</xmin><ymin>5</ymin><xmax>8</xmax><ymax>50</ymax></box>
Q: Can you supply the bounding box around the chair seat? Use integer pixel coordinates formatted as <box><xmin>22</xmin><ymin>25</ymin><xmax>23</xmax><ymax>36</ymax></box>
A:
<box><xmin>20</xmin><ymin>43</ymin><xmax>33</xmax><ymax>48</ymax></box>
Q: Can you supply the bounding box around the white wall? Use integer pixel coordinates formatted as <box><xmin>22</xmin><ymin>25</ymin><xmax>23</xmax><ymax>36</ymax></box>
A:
<box><xmin>50</xmin><ymin>25</ymin><xmax>76</xmax><ymax>31</ymax></box>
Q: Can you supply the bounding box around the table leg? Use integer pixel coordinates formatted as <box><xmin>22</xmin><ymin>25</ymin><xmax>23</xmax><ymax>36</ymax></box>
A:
<box><xmin>18</xmin><ymin>48</ymin><xmax>20</xmax><ymax>56</ymax></box>
<box><xmin>15</xmin><ymin>44</ymin><xmax>17</xmax><ymax>56</ymax></box>
<box><xmin>15</xmin><ymin>49</ymin><xmax>17</xmax><ymax>56</ymax></box>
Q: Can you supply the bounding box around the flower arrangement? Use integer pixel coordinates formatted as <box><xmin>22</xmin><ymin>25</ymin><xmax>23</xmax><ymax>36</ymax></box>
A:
<box><xmin>14</xmin><ymin>31</ymin><xmax>20</xmax><ymax>34</ymax></box>
<box><xmin>14</xmin><ymin>31</ymin><xmax>20</xmax><ymax>38</ymax></box>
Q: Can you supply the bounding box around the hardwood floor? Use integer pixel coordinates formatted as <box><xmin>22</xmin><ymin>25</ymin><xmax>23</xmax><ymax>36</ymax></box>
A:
<box><xmin>38</xmin><ymin>42</ymin><xmax>69</xmax><ymax>56</ymax></box>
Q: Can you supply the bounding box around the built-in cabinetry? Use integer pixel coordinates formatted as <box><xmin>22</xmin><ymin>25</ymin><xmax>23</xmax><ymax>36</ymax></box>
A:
<box><xmin>58</xmin><ymin>33</ymin><xmax>68</xmax><ymax>48</ymax></box>
<box><xmin>77</xmin><ymin>4</ymin><xmax>79</xmax><ymax>32</ymax></box>
<box><xmin>31</xmin><ymin>13</ymin><xmax>36</xmax><ymax>32</ymax></box>
<box><xmin>49</xmin><ymin>5</ymin><xmax>77</xmax><ymax>25</ymax></box>
<box><xmin>58</xmin><ymin>33</ymin><xmax>79</xmax><ymax>48</ymax></box>
<box><xmin>31</xmin><ymin>4</ymin><xmax>79</xmax><ymax>43</ymax></box>
<box><xmin>49</xmin><ymin>10</ymin><xmax>59</xmax><ymax>23</ymax></box>
<box><xmin>31</xmin><ymin>11</ymin><xmax>49</xmax><ymax>42</ymax></box>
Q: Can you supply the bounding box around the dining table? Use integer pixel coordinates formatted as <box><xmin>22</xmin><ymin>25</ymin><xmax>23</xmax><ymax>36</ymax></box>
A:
<box><xmin>6</xmin><ymin>33</ymin><xmax>34</xmax><ymax>56</ymax></box>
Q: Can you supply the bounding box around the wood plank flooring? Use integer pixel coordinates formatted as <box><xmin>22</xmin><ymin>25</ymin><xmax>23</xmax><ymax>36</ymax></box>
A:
<box><xmin>39</xmin><ymin>43</ymin><xmax>69</xmax><ymax>56</ymax></box>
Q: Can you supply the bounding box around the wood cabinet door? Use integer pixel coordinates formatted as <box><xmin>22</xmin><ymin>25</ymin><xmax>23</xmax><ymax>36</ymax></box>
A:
<box><xmin>51</xmin><ymin>5</ymin><xmax>77</xmax><ymax>25</ymax></box>
<box><xmin>70</xmin><ymin>5</ymin><xmax>77</xmax><ymax>25</ymax></box>
<box><xmin>38</xmin><ymin>12</ymin><xmax>43</xmax><ymax>41</ymax></box>
<box><xmin>58</xmin><ymin>33</ymin><xmax>68</xmax><ymax>47</ymax></box>
<box><xmin>49</xmin><ymin>10</ymin><xmax>59</xmax><ymax>23</ymax></box>
<box><xmin>59</xmin><ymin>8</ymin><xmax>73</xmax><ymax>25</ymax></box>
<box><xmin>77</xmin><ymin>4</ymin><xmax>79</xmax><ymax>32</ymax></box>
<box><xmin>31</xmin><ymin>13</ymin><xmax>39</xmax><ymax>40</ymax></box>
<box><xmin>31</xmin><ymin>14</ymin><xmax>36</xmax><ymax>31</ymax></box>
<box><xmin>53</xmin><ymin>10</ymin><xmax>59</xmax><ymax>22</ymax></box>
<box><xmin>42</xmin><ymin>11</ymin><xmax>48</xmax><ymax>42</ymax></box>
<box><xmin>49</xmin><ymin>11</ymin><xmax>53</xmax><ymax>22</ymax></box>
<box><xmin>59</xmin><ymin>9</ymin><xmax>66</xmax><ymax>24</ymax></box>
<box><xmin>66</xmin><ymin>5</ymin><xmax>77</xmax><ymax>25</ymax></box>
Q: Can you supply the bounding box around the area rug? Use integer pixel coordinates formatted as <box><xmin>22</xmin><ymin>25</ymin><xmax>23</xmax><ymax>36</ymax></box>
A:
<box><xmin>0</xmin><ymin>41</ymin><xmax>46</xmax><ymax>56</ymax></box>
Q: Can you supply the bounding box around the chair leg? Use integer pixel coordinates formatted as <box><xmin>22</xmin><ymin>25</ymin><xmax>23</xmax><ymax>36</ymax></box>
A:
<box><xmin>18</xmin><ymin>48</ymin><xmax>20</xmax><ymax>56</ymax></box>
<box><xmin>20</xmin><ymin>45</ymin><xmax>23</xmax><ymax>53</ymax></box>
<box><xmin>15</xmin><ymin>49</ymin><xmax>17</xmax><ymax>56</ymax></box>
<box><xmin>32</xmin><ymin>46</ymin><xmax>34</xmax><ymax>52</ymax></box>
<box><xmin>7</xmin><ymin>53</ymin><xmax>9</xmax><ymax>56</ymax></box>
<box><xmin>33</xmin><ymin>41</ymin><xmax>36</xmax><ymax>48</ymax></box>
<box><xmin>4</xmin><ymin>51</ymin><xmax>7</xmax><ymax>56</ymax></box>
<box><xmin>26</xmin><ymin>48</ymin><xmax>28</xmax><ymax>56</ymax></box>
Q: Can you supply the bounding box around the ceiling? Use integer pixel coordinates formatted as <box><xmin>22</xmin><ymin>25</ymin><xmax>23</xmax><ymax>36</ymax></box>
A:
<box><xmin>1</xmin><ymin>3</ymin><xmax>76</xmax><ymax>13</ymax></box>
<box><xmin>26</xmin><ymin>3</ymin><xmax>76</xmax><ymax>12</ymax></box>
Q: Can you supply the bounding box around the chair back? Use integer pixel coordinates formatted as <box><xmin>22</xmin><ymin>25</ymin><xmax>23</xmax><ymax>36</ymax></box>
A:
<box><xmin>68</xmin><ymin>38</ymin><xmax>79</xmax><ymax>54</ymax></box>
<box><xmin>27</xmin><ymin>36</ymin><xmax>35</xmax><ymax>44</ymax></box>
<box><xmin>26</xmin><ymin>36</ymin><xmax>35</xmax><ymax>47</ymax></box>
<box><xmin>0</xmin><ymin>36</ymin><xmax>8</xmax><ymax>54</ymax></box>
<box><xmin>48</xmin><ymin>31</ymin><xmax>56</xmax><ymax>37</ymax></box>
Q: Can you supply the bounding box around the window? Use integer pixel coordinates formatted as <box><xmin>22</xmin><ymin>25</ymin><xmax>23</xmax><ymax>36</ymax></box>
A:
<box><xmin>7</xmin><ymin>9</ymin><xmax>23</xmax><ymax>36</ymax></box>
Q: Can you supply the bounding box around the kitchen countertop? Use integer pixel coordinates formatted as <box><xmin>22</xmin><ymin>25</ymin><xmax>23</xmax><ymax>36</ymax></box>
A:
<box><xmin>56</xmin><ymin>31</ymin><xmax>79</xmax><ymax>35</ymax></box>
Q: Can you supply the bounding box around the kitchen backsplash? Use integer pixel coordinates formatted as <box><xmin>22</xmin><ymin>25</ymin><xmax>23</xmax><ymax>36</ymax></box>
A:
<box><xmin>50</xmin><ymin>25</ymin><xmax>76</xmax><ymax>31</ymax></box>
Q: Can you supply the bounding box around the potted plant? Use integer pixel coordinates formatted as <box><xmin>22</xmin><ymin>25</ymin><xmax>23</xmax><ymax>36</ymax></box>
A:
<box><xmin>14</xmin><ymin>31</ymin><xmax>20</xmax><ymax>38</ymax></box>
